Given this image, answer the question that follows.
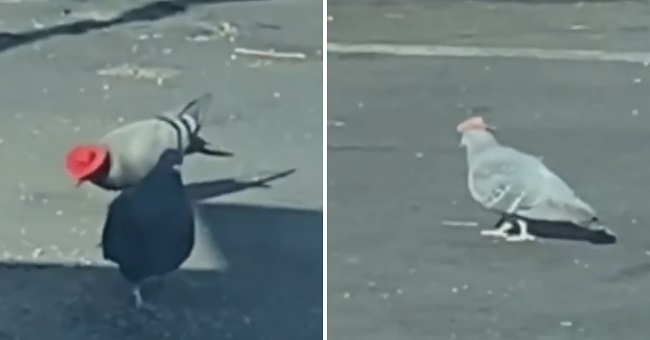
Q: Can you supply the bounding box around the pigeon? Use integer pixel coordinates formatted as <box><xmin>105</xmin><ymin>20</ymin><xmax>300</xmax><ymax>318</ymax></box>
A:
<box><xmin>64</xmin><ymin>93</ymin><xmax>233</xmax><ymax>190</ymax></box>
<box><xmin>100</xmin><ymin>149</ymin><xmax>195</xmax><ymax>309</ymax></box>
<box><xmin>457</xmin><ymin>116</ymin><xmax>614</xmax><ymax>242</ymax></box>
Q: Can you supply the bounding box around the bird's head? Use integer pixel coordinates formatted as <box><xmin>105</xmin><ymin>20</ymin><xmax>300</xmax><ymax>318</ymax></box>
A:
<box><xmin>456</xmin><ymin>116</ymin><xmax>497</xmax><ymax>148</ymax></box>
<box><xmin>64</xmin><ymin>144</ymin><xmax>110</xmax><ymax>186</ymax></box>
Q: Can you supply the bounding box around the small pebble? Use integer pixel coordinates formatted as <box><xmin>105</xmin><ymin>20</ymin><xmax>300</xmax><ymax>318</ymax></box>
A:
<box><xmin>415</xmin><ymin>152</ymin><xmax>424</xmax><ymax>158</ymax></box>
<box><xmin>560</xmin><ymin>320</ymin><xmax>573</xmax><ymax>327</ymax></box>
<box><xmin>451</xmin><ymin>287</ymin><xmax>458</xmax><ymax>293</ymax></box>
<box><xmin>32</xmin><ymin>248</ymin><xmax>43</xmax><ymax>259</ymax></box>
<box><xmin>342</xmin><ymin>292</ymin><xmax>351</xmax><ymax>299</ymax></box>
<box><xmin>273</xmin><ymin>92</ymin><xmax>281</xmax><ymax>98</ymax></box>
<box><xmin>328</xmin><ymin>120</ymin><xmax>345</xmax><ymax>127</ymax></box>
<box><xmin>632</xmin><ymin>109</ymin><xmax>639</xmax><ymax>116</ymax></box>
<box><xmin>634</xmin><ymin>78</ymin><xmax>642</xmax><ymax>84</ymax></box>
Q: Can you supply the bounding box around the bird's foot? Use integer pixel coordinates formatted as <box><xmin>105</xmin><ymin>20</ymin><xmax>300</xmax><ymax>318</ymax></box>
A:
<box><xmin>132</xmin><ymin>286</ymin><xmax>156</xmax><ymax>311</ymax></box>
<box><xmin>504</xmin><ymin>233</ymin><xmax>537</xmax><ymax>242</ymax></box>
<box><xmin>504</xmin><ymin>219</ymin><xmax>536</xmax><ymax>242</ymax></box>
<box><xmin>480</xmin><ymin>229</ymin><xmax>509</xmax><ymax>237</ymax></box>
<box><xmin>135</xmin><ymin>300</ymin><xmax>157</xmax><ymax>312</ymax></box>
<box><xmin>480</xmin><ymin>221</ymin><xmax>514</xmax><ymax>238</ymax></box>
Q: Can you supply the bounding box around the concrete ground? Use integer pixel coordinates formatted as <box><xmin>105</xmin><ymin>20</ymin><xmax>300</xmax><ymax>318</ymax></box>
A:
<box><xmin>0</xmin><ymin>0</ymin><xmax>322</xmax><ymax>339</ymax></box>
<box><xmin>328</xmin><ymin>1</ymin><xmax>650</xmax><ymax>339</ymax></box>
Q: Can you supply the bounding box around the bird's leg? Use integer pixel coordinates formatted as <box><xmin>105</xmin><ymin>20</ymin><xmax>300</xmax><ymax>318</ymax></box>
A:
<box><xmin>505</xmin><ymin>218</ymin><xmax>537</xmax><ymax>242</ymax></box>
<box><xmin>132</xmin><ymin>284</ymin><xmax>156</xmax><ymax>311</ymax></box>
<box><xmin>492</xmin><ymin>215</ymin><xmax>506</xmax><ymax>228</ymax></box>
<box><xmin>480</xmin><ymin>217</ymin><xmax>515</xmax><ymax>238</ymax></box>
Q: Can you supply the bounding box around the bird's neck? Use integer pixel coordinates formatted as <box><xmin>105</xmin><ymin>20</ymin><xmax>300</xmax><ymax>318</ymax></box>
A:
<box><xmin>464</xmin><ymin>132</ymin><xmax>498</xmax><ymax>164</ymax></box>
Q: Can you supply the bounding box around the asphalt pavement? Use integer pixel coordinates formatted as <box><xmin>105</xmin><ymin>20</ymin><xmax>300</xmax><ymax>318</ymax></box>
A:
<box><xmin>329</xmin><ymin>1</ymin><xmax>650</xmax><ymax>339</ymax></box>
<box><xmin>0</xmin><ymin>0</ymin><xmax>322</xmax><ymax>339</ymax></box>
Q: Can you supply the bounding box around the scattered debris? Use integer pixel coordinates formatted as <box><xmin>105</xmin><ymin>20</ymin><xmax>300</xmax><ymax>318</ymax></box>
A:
<box><xmin>570</xmin><ymin>25</ymin><xmax>589</xmax><ymax>31</ymax></box>
<box><xmin>234</xmin><ymin>47</ymin><xmax>306</xmax><ymax>60</ymax></box>
<box><xmin>328</xmin><ymin>120</ymin><xmax>345</xmax><ymax>127</ymax></box>
<box><xmin>97</xmin><ymin>64</ymin><xmax>180</xmax><ymax>84</ymax></box>
<box><xmin>186</xmin><ymin>21</ymin><xmax>239</xmax><ymax>43</ymax></box>
<box><xmin>31</xmin><ymin>248</ymin><xmax>43</xmax><ymax>259</ymax></box>
<box><xmin>217</xmin><ymin>21</ymin><xmax>239</xmax><ymax>41</ymax></box>
<box><xmin>65</xmin><ymin>10</ymin><xmax>116</xmax><ymax>21</ymax></box>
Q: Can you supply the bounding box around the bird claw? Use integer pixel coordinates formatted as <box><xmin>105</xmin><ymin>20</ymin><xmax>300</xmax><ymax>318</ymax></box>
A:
<box><xmin>135</xmin><ymin>300</ymin><xmax>157</xmax><ymax>312</ymax></box>
<box><xmin>132</xmin><ymin>286</ymin><xmax>156</xmax><ymax>311</ymax></box>
<box><xmin>480</xmin><ymin>229</ymin><xmax>509</xmax><ymax>238</ymax></box>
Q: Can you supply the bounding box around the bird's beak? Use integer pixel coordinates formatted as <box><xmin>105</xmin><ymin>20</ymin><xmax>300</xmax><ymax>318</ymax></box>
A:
<box><xmin>75</xmin><ymin>179</ymin><xmax>85</xmax><ymax>187</ymax></box>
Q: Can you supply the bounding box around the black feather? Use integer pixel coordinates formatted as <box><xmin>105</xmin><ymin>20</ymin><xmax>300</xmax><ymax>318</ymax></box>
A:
<box><xmin>101</xmin><ymin>149</ymin><xmax>195</xmax><ymax>284</ymax></box>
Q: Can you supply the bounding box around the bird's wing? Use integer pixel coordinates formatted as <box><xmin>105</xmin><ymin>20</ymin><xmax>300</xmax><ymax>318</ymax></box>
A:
<box><xmin>101</xmin><ymin>194</ymin><xmax>143</xmax><ymax>263</ymax></box>
<box><xmin>470</xmin><ymin>149</ymin><xmax>545</xmax><ymax>214</ymax></box>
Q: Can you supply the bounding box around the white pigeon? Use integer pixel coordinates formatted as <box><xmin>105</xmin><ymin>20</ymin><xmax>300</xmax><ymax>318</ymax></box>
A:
<box><xmin>64</xmin><ymin>93</ymin><xmax>233</xmax><ymax>191</ymax></box>
<box><xmin>457</xmin><ymin>116</ymin><xmax>614</xmax><ymax>242</ymax></box>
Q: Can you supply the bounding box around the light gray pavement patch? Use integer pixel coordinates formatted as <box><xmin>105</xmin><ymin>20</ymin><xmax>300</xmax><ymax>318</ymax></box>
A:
<box><xmin>0</xmin><ymin>0</ymin><xmax>322</xmax><ymax>339</ymax></box>
<box><xmin>328</xmin><ymin>54</ymin><xmax>650</xmax><ymax>339</ymax></box>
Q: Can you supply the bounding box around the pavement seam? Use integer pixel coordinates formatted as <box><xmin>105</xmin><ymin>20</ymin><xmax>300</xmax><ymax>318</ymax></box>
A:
<box><xmin>327</xmin><ymin>42</ymin><xmax>650</xmax><ymax>65</ymax></box>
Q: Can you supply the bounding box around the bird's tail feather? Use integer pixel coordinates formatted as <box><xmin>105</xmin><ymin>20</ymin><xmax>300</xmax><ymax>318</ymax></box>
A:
<box><xmin>177</xmin><ymin>92</ymin><xmax>213</xmax><ymax>128</ymax></box>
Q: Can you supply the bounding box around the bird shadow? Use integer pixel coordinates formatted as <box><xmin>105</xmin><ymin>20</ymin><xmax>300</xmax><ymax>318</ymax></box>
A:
<box><xmin>0</xmin><ymin>202</ymin><xmax>322</xmax><ymax>339</ymax></box>
<box><xmin>504</xmin><ymin>219</ymin><xmax>617</xmax><ymax>245</ymax></box>
<box><xmin>191</xmin><ymin>202</ymin><xmax>323</xmax><ymax>339</ymax></box>
<box><xmin>0</xmin><ymin>0</ymin><xmax>265</xmax><ymax>53</ymax></box>
<box><xmin>184</xmin><ymin>168</ymin><xmax>297</xmax><ymax>201</ymax></box>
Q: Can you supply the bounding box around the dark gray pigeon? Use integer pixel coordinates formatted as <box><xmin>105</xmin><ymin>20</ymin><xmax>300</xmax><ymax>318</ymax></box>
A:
<box><xmin>101</xmin><ymin>149</ymin><xmax>195</xmax><ymax>309</ymax></box>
